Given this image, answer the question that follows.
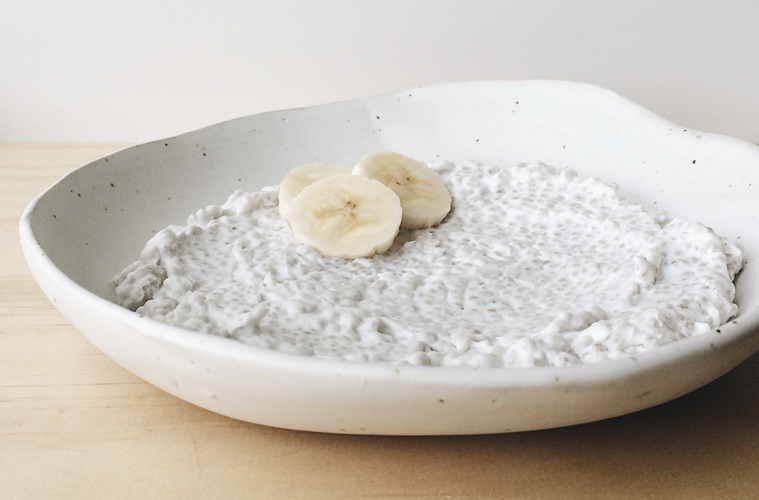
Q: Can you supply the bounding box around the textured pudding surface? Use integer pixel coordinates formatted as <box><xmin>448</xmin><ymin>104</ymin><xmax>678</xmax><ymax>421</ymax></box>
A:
<box><xmin>114</xmin><ymin>159</ymin><xmax>743</xmax><ymax>368</ymax></box>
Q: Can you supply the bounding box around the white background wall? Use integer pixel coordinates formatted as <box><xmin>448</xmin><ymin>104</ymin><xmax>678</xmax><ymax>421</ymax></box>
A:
<box><xmin>2</xmin><ymin>0</ymin><xmax>758</xmax><ymax>143</ymax></box>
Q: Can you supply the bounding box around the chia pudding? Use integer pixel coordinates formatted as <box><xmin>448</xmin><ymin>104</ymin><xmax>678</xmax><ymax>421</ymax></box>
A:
<box><xmin>113</xmin><ymin>159</ymin><xmax>743</xmax><ymax>368</ymax></box>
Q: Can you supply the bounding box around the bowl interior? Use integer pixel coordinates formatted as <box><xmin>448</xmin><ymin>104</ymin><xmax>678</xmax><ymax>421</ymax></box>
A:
<box><xmin>29</xmin><ymin>80</ymin><xmax>759</xmax><ymax>311</ymax></box>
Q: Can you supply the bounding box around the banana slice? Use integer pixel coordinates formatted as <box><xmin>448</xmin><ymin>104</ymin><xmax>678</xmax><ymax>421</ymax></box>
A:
<box><xmin>278</xmin><ymin>162</ymin><xmax>351</xmax><ymax>219</ymax></box>
<box><xmin>287</xmin><ymin>174</ymin><xmax>402</xmax><ymax>259</ymax></box>
<box><xmin>353</xmin><ymin>152</ymin><xmax>451</xmax><ymax>229</ymax></box>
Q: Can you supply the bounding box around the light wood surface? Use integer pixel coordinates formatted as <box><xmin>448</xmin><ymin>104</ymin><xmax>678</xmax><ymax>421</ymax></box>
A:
<box><xmin>2</xmin><ymin>143</ymin><xmax>759</xmax><ymax>499</ymax></box>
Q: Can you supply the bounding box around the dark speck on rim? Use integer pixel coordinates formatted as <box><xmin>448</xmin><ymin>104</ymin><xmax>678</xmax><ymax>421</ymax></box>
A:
<box><xmin>110</xmin><ymin>183</ymin><xmax>115</xmax><ymax>187</ymax></box>
<box><xmin>376</xmin><ymin>116</ymin><xmax>380</xmax><ymax>119</ymax></box>
<box><xmin>438</xmin><ymin>399</ymin><xmax>445</xmax><ymax>403</ymax></box>
<box><xmin>692</xmin><ymin>160</ymin><xmax>696</xmax><ymax>164</ymax></box>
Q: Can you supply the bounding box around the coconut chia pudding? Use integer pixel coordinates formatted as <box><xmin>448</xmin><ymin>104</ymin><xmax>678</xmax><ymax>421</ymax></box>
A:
<box><xmin>114</xmin><ymin>159</ymin><xmax>743</xmax><ymax>368</ymax></box>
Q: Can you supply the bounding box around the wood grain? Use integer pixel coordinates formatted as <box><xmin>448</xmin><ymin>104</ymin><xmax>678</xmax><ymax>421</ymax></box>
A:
<box><xmin>2</xmin><ymin>143</ymin><xmax>758</xmax><ymax>499</ymax></box>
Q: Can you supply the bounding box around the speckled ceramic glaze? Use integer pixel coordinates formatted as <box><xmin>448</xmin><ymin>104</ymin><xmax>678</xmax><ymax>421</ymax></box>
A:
<box><xmin>20</xmin><ymin>81</ymin><xmax>759</xmax><ymax>434</ymax></box>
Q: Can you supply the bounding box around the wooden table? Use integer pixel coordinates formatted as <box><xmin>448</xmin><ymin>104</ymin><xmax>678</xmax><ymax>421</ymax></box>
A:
<box><xmin>2</xmin><ymin>143</ymin><xmax>759</xmax><ymax>499</ymax></box>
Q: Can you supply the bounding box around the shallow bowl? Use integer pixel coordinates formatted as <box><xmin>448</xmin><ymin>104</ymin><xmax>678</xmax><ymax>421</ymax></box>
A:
<box><xmin>20</xmin><ymin>80</ymin><xmax>759</xmax><ymax>435</ymax></box>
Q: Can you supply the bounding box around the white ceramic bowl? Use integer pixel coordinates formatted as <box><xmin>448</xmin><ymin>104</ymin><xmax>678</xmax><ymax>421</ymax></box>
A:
<box><xmin>20</xmin><ymin>81</ymin><xmax>759</xmax><ymax>435</ymax></box>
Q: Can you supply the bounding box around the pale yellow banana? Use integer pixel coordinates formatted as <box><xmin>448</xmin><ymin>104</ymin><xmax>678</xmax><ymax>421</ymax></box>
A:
<box><xmin>353</xmin><ymin>152</ymin><xmax>451</xmax><ymax>229</ymax></box>
<box><xmin>286</xmin><ymin>174</ymin><xmax>402</xmax><ymax>259</ymax></box>
<box><xmin>278</xmin><ymin>162</ymin><xmax>351</xmax><ymax>219</ymax></box>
